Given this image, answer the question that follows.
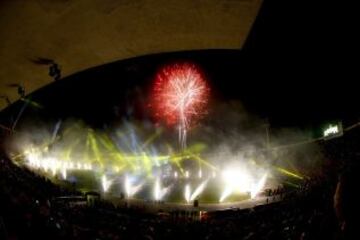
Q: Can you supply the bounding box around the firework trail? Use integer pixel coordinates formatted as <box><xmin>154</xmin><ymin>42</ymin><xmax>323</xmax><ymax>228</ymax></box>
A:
<box><xmin>152</xmin><ymin>62</ymin><xmax>209</xmax><ymax>149</ymax></box>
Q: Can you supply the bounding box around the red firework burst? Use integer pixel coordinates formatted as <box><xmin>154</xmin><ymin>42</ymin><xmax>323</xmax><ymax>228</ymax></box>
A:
<box><xmin>151</xmin><ymin>62</ymin><xmax>209</xmax><ymax>129</ymax></box>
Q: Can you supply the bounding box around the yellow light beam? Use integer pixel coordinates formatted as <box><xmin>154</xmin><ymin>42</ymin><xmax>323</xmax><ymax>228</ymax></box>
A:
<box><xmin>89</xmin><ymin>131</ymin><xmax>103</xmax><ymax>168</ymax></box>
<box><xmin>190</xmin><ymin>154</ymin><xmax>217</xmax><ymax>170</ymax></box>
<box><xmin>276</xmin><ymin>167</ymin><xmax>303</xmax><ymax>180</ymax></box>
<box><xmin>140</xmin><ymin>128</ymin><xmax>163</xmax><ymax>150</ymax></box>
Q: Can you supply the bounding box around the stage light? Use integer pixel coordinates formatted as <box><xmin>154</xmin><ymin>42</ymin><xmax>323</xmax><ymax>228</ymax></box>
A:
<box><xmin>219</xmin><ymin>168</ymin><xmax>253</xmax><ymax>202</ymax></box>
<box><xmin>190</xmin><ymin>180</ymin><xmax>208</xmax><ymax>201</ymax></box>
<box><xmin>102</xmin><ymin>175</ymin><xmax>112</xmax><ymax>193</ymax></box>
<box><xmin>154</xmin><ymin>178</ymin><xmax>161</xmax><ymax>200</ymax></box>
<box><xmin>185</xmin><ymin>184</ymin><xmax>191</xmax><ymax>203</ymax></box>
<box><xmin>250</xmin><ymin>173</ymin><xmax>267</xmax><ymax>199</ymax></box>
<box><xmin>61</xmin><ymin>168</ymin><xmax>67</xmax><ymax>180</ymax></box>
<box><xmin>222</xmin><ymin>168</ymin><xmax>252</xmax><ymax>193</ymax></box>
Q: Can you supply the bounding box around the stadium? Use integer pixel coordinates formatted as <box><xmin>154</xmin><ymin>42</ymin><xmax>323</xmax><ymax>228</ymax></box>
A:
<box><xmin>0</xmin><ymin>1</ymin><xmax>358</xmax><ymax>239</ymax></box>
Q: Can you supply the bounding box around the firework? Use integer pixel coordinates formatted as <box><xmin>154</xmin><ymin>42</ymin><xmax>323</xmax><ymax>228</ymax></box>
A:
<box><xmin>152</xmin><ymin>62</ymin><xmax>209</xmax><ymax>149</ymax></box>
<box><xmin>101</xmin><ymin>175</ymin><xmax>112</xmax><ymax>193</ymax></box>
<box><xmin>190</xmin><ymin>180</ymin><xmax>208</xmax><ymax>201</ymax></box>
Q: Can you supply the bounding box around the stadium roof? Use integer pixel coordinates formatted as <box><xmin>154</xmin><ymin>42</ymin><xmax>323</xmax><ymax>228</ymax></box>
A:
<box><xmin>0</xmin><ymin>0</ymin><xmax>262</xmax><ymax>110</ymax></box>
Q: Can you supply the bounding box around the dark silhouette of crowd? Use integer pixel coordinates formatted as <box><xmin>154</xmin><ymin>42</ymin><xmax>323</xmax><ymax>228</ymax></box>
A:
<box><xmin>1</xmin><ymin>126</ymin><xmax>360</xmax><ymax>239</ymax></box>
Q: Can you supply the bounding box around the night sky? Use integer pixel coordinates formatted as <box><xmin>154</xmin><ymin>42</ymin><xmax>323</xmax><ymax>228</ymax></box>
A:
<box><xmin>1</xmin><ymin>0</ymin><xmax>358</xmax><ymax>131</ymax></box>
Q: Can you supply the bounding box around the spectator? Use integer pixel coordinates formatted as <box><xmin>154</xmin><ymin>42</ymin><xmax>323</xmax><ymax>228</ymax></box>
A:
<box><xmin>334</xmin><ymin>163</ymin><xmax>360</xmax><ymax>239</ymax></box>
